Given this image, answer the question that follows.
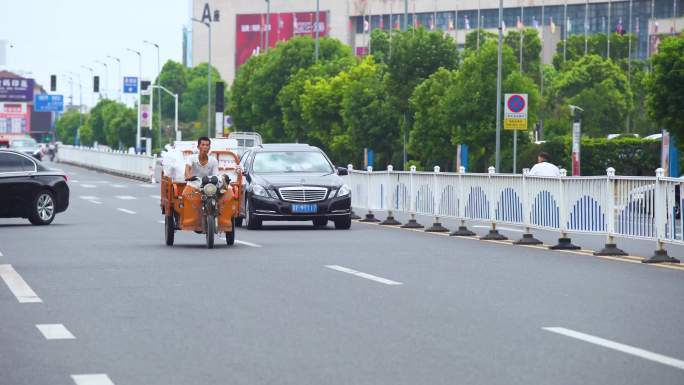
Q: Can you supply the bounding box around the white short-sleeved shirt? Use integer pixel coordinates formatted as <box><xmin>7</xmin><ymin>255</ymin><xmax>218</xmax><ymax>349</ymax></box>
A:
<box><xmin>186</xmin><ymin>154</ymin><xmax>219</xmax><ymax>179</ymax></box>
<box><xmin>528</xmin><ymin>162</ymin><xmax>561</xmax><ymax>177</ymax></box>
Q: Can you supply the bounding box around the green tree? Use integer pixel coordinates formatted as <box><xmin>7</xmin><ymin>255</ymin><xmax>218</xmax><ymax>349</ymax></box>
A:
<box><xmin>547</xmin><ymin>54</ymin><xmax>633</xmax><ymax>137</ymax></box>
<box><xmin>244</xmin><ymin>36</ymin><xmax>352</xmax><ymax>141</ymax></box>
<box><xmin>85</xmin><ymin>99</ymin><xmax>117</xmax><ymax>145</ymax></box>
<box><xmin>156</xmin><ymin>60</ymin><xmax>188</xmax><ymax>118</ymax></box>
<box><xmin>504</xmin><ymin>29</ymin><xmax>542</xmax><ymax>84</ymax></box>
<box><xmin>179</xmin><ymin>62</ymin><xmax>222</xmax><ymax>131</ymax></box>
<box><xmin>228</xmin><ymin>54</ymin><xmax>267</xmax><ymax>133</ymax></box>
<box><xmin>100</xmin><ymin>102</ymin><xmax>137</xmax><ymax>148</ymax></box>
<box><xmin>647</xmin><ymin>34</ymin><xmax>684</xmax><ymax>141</ymax></box>
<box><xmin>463</xmin><ymin>29</ymin><xmax>497</xmax><ymax>53</ymax></box>
<box><xmin>55</xmin><ymin>109</ymin><xmax>82</xmax><ymax>145</ymax></box>
<box><xmin>340</xmin><ymin>57</ymin><xmax>398</xmax><ymax>167</ymax></box>
<box><xmin>409</xmin><ymin>68</ymin><xmax>459</xmax><ymax>169</ymax></box>
<box><xmin>553</xmin><ymin>33</ymin><xmax>634</xmax><ymax>68</ymax></box>
<box><xmin>277</xmin><ymin>56</ymin><xmax>356</xmax><ymax>143</ymax></box>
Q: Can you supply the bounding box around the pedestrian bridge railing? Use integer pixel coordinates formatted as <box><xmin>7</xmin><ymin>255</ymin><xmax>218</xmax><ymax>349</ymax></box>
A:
<box><xmin>343</xmin><ymin>165</ymin><xmax>681</xmax><ymax>264</ymax></box>
<box><xmin>58</xmin><ymin>145</ymin><xmax>157</xmax><ymax>181</ymax></box>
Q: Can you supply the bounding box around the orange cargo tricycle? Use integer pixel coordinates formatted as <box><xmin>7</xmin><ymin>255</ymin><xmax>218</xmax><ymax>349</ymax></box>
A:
<box><xmin>161</xmin><ymin>149</ymin><xmax>243</xmax><ymax>249</ymax></box>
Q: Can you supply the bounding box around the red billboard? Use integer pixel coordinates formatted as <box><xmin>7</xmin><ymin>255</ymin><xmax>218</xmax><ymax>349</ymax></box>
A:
<box><xmin>235</xmin><ymin>11</ymin><xmax>328</xmax><ymax>69</ymax></box>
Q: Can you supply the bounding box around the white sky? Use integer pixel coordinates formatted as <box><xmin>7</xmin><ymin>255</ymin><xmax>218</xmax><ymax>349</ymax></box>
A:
<box><xmin>0</xmin><ymin>0</ymin><xmax>189</xmax><ymax>108</ymax></box>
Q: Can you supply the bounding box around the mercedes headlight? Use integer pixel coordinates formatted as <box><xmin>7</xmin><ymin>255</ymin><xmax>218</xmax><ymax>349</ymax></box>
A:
<box><xmin>337</xmin><ymin>184</ymin><xmax>351</xmax><ymax>197</ymax></box>
<box><xmin>203</xmin><ymin>183</ymin><xmax>218</xmax><ymax>197</ymax></box>
<box><xmin>252</xmin><ymin>184</ymin><xmax>270</xmax><ymax>197</ymax></box>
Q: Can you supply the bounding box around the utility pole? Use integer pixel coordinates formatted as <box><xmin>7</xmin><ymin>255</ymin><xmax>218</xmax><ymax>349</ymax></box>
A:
<box><xmin>265</xmin><ymin>0</ymin><xmax>271</xmax><ymax>52</ymax></box>
<box><xmin>495</xmin><ymin>0</ymin><xmax>503</xmax><ymax>172</ymax></box>
<box><xmin>144</xmin><ymin>40</ymin><xmax>162</xmax><ymax>148</ymax></box>
<box><xmin>126</xmin><ymin>48</ymin><xmax>142</xmax><ymax>151</ymax></box>
<box><xmin>193</xmin><ymin>18</ymin><xmax>212</xmax><ymax>137</ymax></box>
<box><xmin>315</xmin><ymin>0</ymin><xmax>320</xmax><ymax>61</ymax></box>
<box><xmin>80</xmin><ymin>65</ymin><xmax>94</xmax><ymax>106</ymax></box>
<box><xmin>106</xmin><ymin>55</ymin><xmax>122</xmax><ymax>102</ymax></box>
<box><xmin>94</xmin><ymin>60</ymin><xmax>109</xmax><ymax>99</ymax></box>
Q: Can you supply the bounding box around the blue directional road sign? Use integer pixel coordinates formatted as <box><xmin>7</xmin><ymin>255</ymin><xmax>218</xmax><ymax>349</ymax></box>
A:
<box><xmin>123</xmin><ymin>76</ymin><xmax>138</xmax><ymax>93</ymax></box>
<box><xmin>33</xmin><ymin>94</ymin><xmax>64</xmax><ymax>112</ymax></box>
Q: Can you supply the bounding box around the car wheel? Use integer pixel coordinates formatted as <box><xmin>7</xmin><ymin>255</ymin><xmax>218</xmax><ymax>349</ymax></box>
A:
<box><xmin>313</xmin><ymin>217</ymin><xmax>328</xmax><ymax>228</ymax></box>
<box><xmin>29</xmin><ymin>190</ymin><xmax>56</xmax><ymax>225</ymax></box>
<box><xmin>334</xmin><ymin>215</ymin><xmax>352</xmax><ymax>230</ymax></box>
<box><xmin>245</xmin><ymin>199</ymin><xmax>262</xmax><ymax>230</ymax></box>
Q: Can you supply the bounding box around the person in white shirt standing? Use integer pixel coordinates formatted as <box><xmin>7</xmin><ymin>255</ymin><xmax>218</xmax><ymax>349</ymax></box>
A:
<box><xmin>528</xmin><ymin>152</ymin><xmax>561</xmax><ymax>177</ymax></box>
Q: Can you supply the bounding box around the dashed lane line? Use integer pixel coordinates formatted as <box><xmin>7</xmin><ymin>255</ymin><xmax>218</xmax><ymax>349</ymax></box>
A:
<box><xmin>325</xmin><ymin>265</ymin><xmax>403</xmax><ymax>286</ymax></box>
<box><xmin>36</xmin><ymin>324</ymin><xmax>75</xmax><ymax>340</ymax></box>
<box><xmin>0</xmin><ymin>264</ymin><xmax>42</xmax><ymax>303</ymax></box>
<box><xmin>80</xmin><ymin>184</ymin><xmax>97</xmax><ymax>188</ymax></box>
<box><xmin>71</xmin><ymin>374</ymin><xmax>116</xmax><ymax>385</ymax></box>
<box><xmin>235</xmin><ymin>240</ymin><xmax>262</xmax><ymax>248</ymax></box>
<box><xmin>111</xmin><ymin>184</ymin><xmax>126</xmax><ymax>188</ymax></box>
<box><xmin>150</xmin><ymin>195</ymin><xmax>161</xmax><ymax>200</ymax></box>
<box><xmin>115</xmin><ymin>195</ymin><xmax>136</xmax><ymax>200</ymax></box>
<box><xmin>116</xmin><ymin>208</ymin><xmax>136</xmax><ymax>215</ymax></box>
<box><xmin>543</xmin><ymin>327</ymin><xmax>684</xmax><ymax>371</ymax></box>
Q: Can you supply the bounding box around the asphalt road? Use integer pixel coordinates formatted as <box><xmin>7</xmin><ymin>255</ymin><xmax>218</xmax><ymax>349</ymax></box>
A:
<box><xmin>1</xmin><ymin>162</ymin><xmax>683</xmax><ymax>385</ymax></box>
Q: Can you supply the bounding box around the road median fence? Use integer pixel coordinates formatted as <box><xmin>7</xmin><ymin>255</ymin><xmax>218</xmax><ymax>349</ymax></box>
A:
<box><xmin>343</xmin><ymin>164</ymin><xmax>682</xmax><ymax>264</ymax></box>
<box><xmin>58</xmin><ymin>145</ymin><xmax>158</xmax><ymax>181</ymax></box>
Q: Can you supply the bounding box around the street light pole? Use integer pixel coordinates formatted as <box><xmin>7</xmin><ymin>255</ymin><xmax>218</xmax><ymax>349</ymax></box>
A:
<box><xmin>106</xmin><ymin>55</ymin><xmax>122</xmax><ymax>102</ymax></box>
<box><xmin>66</xmin><ymin>72</ymin><xmax>83</xmax><ymax>145</ymax></box>
<box><xmin>80</xmin><ymin>65</ymin><xmax>94</xmax><ymax>106</ymax></box>
<box><xmin>266</xmin><ymin>0</ymin><xmax>271</xmax><ymax>53</ymax></box>
<box><xmin>495</xmin><ymin>0</ymin><xmax>503</xmax><ymax>172</ymax></box>
<box><xmin>94</xmin><ymin>60</ymin><xmax>108</xmax><ymax>99</ymax></box>
<box><xmin>144</xmin><ymin>40</ymin><xmax>162</xmax><ymax>149</ymax></box>
<box><xmin>315</xmin><ymin>0</ymin><xmax>320</xmax><ymax>61</ymax></box>
<box><xmin>151</xmin><ymin>85</ymin><xmax>179</xmax><ymax>142</ymax></box>
<box><xmin>126</xmin><ymin>48</ymin><xmax>142</xmax><ymax>151</ymax></box>
<box><xmin>192</xmin><ymin>18</ymin><xmax>212</xmax><ymax>138</ymax></box>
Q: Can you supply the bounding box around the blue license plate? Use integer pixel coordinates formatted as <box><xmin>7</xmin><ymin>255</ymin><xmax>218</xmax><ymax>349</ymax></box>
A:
<box><xmin>292</xmin><ymin>203</ymin><xmax>317</xmax><ymax>213</ymax></box>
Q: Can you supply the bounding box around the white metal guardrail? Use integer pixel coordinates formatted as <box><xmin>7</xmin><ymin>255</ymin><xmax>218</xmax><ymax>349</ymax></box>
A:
<box><xmin>58</xmin><ymin>145</ymin><xmax>157</xmax><ymax>181</ymax></box>
<box><xmin>344</xmin><ymin>165</ymin><xmax>682</xmax><ymax>264</ymax></box>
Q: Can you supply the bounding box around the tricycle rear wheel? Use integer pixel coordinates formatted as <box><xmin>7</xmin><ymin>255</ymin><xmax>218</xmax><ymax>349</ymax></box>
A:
<box><xmin>165</xmin><ymin>214</ymin><xmax>175</xmax><ymax>246</ymax></box>
<box><xmin>226</xmin><ymin>218</ymin><xmax>236</xmax><ymax>246</ymax></box>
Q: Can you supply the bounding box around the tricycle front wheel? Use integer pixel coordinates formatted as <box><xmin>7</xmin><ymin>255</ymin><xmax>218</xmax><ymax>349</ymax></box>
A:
<box><xmin>226</xmin><ymin>218</ymin><xmax>236</xmax><ymax>246</ymax></box>
<box><xmin>205</xmin><ymin>214</ymin><xmax>215</xmax><ymax>249</ymax></box>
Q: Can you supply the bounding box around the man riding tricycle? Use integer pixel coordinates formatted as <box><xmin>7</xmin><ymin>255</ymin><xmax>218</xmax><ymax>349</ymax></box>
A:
<box><xmin>160</xmin><ymin>137</ymin><xmax>243</xmax><ymax>249</ymax></box>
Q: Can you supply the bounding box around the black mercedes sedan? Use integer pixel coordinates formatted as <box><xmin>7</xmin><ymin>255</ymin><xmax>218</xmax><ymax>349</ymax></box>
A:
<box><xmin>0</xmin><ymin>149</ymin><xmax>69</xmax><ymax>225</ymax></box>
<box><xmin>238</xmin><ymin>144</ymin><xmax>351</xmax><ymax>230</ymax></box>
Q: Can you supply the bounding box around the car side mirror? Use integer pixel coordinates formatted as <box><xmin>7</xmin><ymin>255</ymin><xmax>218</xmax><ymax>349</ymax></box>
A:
<box><xmin>337</xmin><ymin>167</ymin><xmax>348</xmax><ymax>176</ymax></box>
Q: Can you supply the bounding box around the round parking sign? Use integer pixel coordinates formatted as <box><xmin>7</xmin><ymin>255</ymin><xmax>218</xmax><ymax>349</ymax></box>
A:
<box><xmin>507</xmin><ymin>94</ymin><xmax>526</xmax><ymax>113</ymax></box>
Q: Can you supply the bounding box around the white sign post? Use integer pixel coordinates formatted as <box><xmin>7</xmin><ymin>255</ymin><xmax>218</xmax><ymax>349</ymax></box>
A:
<box><xmin>140</xmin><ymin>104</ymin><xmax>151</xmax><ymax>128</ymax></box>
<box><xmin>572</xmin><ymin>122</ymin><xmax>581</xmax><ymax>176</ymax></box>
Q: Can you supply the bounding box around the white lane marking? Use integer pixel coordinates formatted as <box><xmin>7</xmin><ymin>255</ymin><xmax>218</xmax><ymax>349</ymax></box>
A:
<box><xmin>71</xmin><ymin>374</ymin><xmax>115</xmax><ymax>385</ymax></box>
<box><xmin>70</xmin><ymin>179</ymin><xmax>80</xmax><ymax>183</ymax></box>
<box><xmin>36</xmin><ymin>324</ymin><xmax>75</xmax><ymax>340</ymax></box>
<box><xmin>158</xmin><ymin>220</ymin><xmax>165</xmax><ymax>224</ymax></box>
<box><xmin>115</xmin><ymin>195</ymin><xmax>136</xmax><ymax>200</ymax></box>
<box><xmin>139</xmin><ymin>184</ymin><xmax>156</xmax><ymax>188</ymax></box>
<box><xmin>235</xmin><ymin>240</ymin><xmax>262</xmax><ymax>248</ymax></box>
<box><xmin>0</xmin><ymin>251</ymin><xmax>3</xmax><ymax>257</ymax></box>
<box><xmin>111</xmin><ymin>184</ymin><xmax>126</xmax><ymax>188</ymax></box>
<box><xmin>543</xmin><ymin>327</ymin><xmax>684</xmax><ymax>371</ymax></box>
<box><xmin>473</xmin><ymin>225</ymin><xmax>524</xmax><ymax>233</ymax></box>
<box><xmin>150</xmin><ymin>195</ymin><xmax>161</xmax><ymax>200</ymax></box>
<box><xmin>117</xmin><ymin>208</ymin><xmax>136</xmax><ymax>215</ymax></box>
<box><xmin>0</xmin><ymin>264</ymin><xmax>42</xmax><ymax>303</ymax></box>
<box><xmin>325</xmin><ymin>265</ymin><xmax>403</xmax><ymax>286</ymax></box>
<box><xmin>80</xmin><ymin>184</ymin><xmax>97</xmax><ymax>188</ymax></box>
<box><xmin>79</xmin><ymin>196</ymin><xmax>99</xmax><ymax>200</ymax></box>
<box><xmin>88</xmin><ymin>200</ymin><xmax>102</xmax><ymax>205</ymax></box>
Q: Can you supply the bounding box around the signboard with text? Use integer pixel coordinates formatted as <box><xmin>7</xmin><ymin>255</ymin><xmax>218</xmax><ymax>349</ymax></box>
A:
<box><xmin>34</xmin><ymin>94</ymin><xmax>64</xmax><ymax>112</ymax></box>
<box><xmin>504</xmin><ymin>93</ymin><xmax>528</xmax><ymax>130</ymax></box>
<box><xmin>123</xmin><ymin>77</ymin><xmax>138</xmax><ymax>94</ymax></box>
<box><xmin>235</xmin><ymin>11</ymin><xmax>328</xmax><ymax>69</ymax></box>
<box><xmin>0</xmin><ymin>102</ymin><xmax>31</xmax><ymax>134</ymax></box>
<box><xmin>0</xmin><ymin>77</ymin><xmax>34</xmax><ymax>102</ymax></box>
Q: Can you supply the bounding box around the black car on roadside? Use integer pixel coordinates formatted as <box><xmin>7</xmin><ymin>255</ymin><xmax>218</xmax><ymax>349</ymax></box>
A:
<box><xmin>0</xmin><ymin>149</ymin><xmax>69</xmax><ymax>225</ymax></box>
<box><xmin>237</xmin><ymin>144</ymin><xmax>351</xmax><ymax>230</ymax></box>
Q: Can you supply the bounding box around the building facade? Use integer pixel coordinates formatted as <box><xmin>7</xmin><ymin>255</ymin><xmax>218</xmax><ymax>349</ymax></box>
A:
<box><xmin>190</xmin><ymin>0</ymin><xmax>684</xmax><ymax>84</ymax></box>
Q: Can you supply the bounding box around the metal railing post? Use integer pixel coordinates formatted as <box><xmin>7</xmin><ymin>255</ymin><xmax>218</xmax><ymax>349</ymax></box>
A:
<box><xmin>643</xmin><ymin>168</ymin><xmax>680</xmax><ymax>263</ymax></box>
<box><xmin>481</xmin><ymin>166</ymin><xmax>507</xmax><ymax>240</ymax></box>
<box><xmin>348</xmin><ymin>164</ymin><xmax>361</xmax><ymax>220</ymax></box>
<box><xmin>451</xmin><ymin>166</ymin><xmax>476</xmax><ymax>236</ymax></box>
<box><xmin>595</xmin><ymin>167</ymin><xmax>628</xmax><ymax>255</ymax></box>
<box><xmin>550</xmin><ymin>169</ymin><xmax>581</xmax><ymax>249</ymax></box>
<box><xmin>381</xmin><ymin>165</ymin><xmax>402</xmax><ymax>225</ymax></box>
<box><xmin>426</xmin><ymin>166</ymin><xmax>449</xmax><ymax>232</ymax></box>
<box><xmin>360</xmin><ymin>166</ymin><xmax>380</xmax><ymax>222</ymax></box>
<box><xmin>402</xmin><ymin>165</ymin><xmax>423</xmax><ymax>228</ymax></box>
<box><xmin>515</xmin><ymin>168</ymin><xmax>542</xmax><ymax>245</ymax></box>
